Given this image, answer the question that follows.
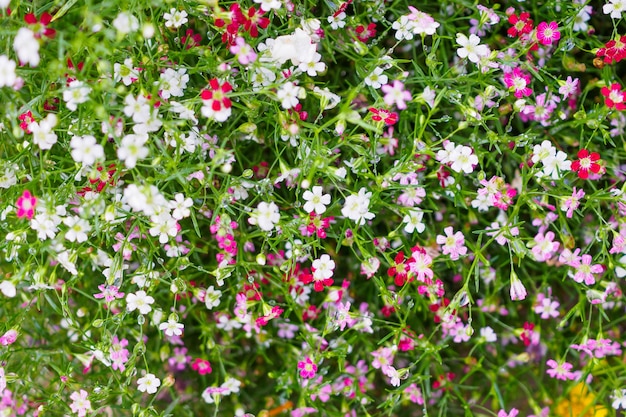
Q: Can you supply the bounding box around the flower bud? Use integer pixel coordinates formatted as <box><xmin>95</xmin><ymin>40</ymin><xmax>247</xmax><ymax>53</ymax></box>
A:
<box><xmin>509</xmin><ymin>270</ymin><xmax>527</xmax><ymax>301</ymax></box>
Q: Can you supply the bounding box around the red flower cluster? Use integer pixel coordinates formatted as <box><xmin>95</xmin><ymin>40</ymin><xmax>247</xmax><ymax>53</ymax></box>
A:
<box><xmin>25</xmin><ymin>12</ymin><xmax>55</xmax><ymax>39</ymax></box>
<box><xmin>369</xmin><ymin>107</ymin><xmax>398</xmax><ymax>125</ymax></box>
<box><xmin>355</xmin><ymin>23</ymin><xmax>376</xmax><ymax>42</ymax></box>
<box><xmin>596</xmin><ymin>35</ymin><xmax>626</xmax><ymax>65</ymax></box>
<box><xmin>214</xmin><ymin>4</ymin><xmax>270</xmax><ymax>45</ymax></box>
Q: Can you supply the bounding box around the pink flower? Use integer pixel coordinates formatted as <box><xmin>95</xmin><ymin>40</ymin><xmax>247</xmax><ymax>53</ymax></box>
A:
<box><xmin>535</xmin><ymin>21</ymin><xmax>560</xmax><ymax>45</ymax></box>
<box><xmin>16</xmin><ymin>190</ymin><xmax>37</xmax><ymax>219</ymax></box>
<box><xmin>297</xmin><ymin>356</ymin><xmax>318</xmax><ymax>379</ymax></box>
<box><xmin>69</xmin><ymin>390</ymin><xmax>92</xmax><ymax>417</ymax></box>
<box><xmin>503</xmin><ymin>68</ymin><xmax>532</xmax><ymax>98</ymax></box>
<box><xmin>546</xmin><ymin>359</ymin><xmax>576</xmax><ymax>380</ymax></box>
<box><xmin>0</xmin><ymin>329</ymin><xmax>18</xmax><ymax>346</ymax></box>
<box><xmin>229</xmin><ymin>36</ymin><xmax>257</xmax><ymax>65</ymax></box>
<box><xmin>571</xmin><ymin>254</ymin><xmax>603</xmax><ymax>285</ymax></box>
<box><xmin>531</xmin><ymin>231</ymin><xmax>560</xmax><ymax>262</ymax></box>
<box><xmin>436</xmin><ymin>227</ymin><xmax>467</xmax><ymax>260</ymax></box>
<box><xmin>94</xmin><ymin>285</ymin><xmax>125</xmax><ymax>302</ymax></box>
<box><xmin>561</xmin><ymin>187</ymin><xmax>584</xmax><ymax>218</ymax></box>
<box><xmin>498</xmin><ymin>408</ymin><xmax>519</xmax><ymax>417</ymax></box>
<box><xmin>191</xmin><ymin>358</ymin><xmax>213</xmax><ymax>375</ymax></box>
<box><xmin>381</xmin><ymin>80</ymin><xmax>412</xmax><ymax>110</ymax></box>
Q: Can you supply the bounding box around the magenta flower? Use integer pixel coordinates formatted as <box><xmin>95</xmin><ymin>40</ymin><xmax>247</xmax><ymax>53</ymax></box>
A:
<box><xmin>503</xmin><ymin>68</ymin><xmax>532</xmax><ymax>98</ymax></box>
<box><xmin>16</xmin><ymin>189</ymin><xmax>37</xmax><ymax>220</ymax></box>
<box><xmin>536</xmin><ymin>21</ymin><xmax>560</xmax><ymax>45</ymax></box>
<box><xmin>381</xmin><ymin>80</ymin><xmax>412</xmax><ymax>110</ymax></box>
<box><xmin>297</xmin><ymin>356</ymin><xmax>318</xmax><ymax>379</ymax></box>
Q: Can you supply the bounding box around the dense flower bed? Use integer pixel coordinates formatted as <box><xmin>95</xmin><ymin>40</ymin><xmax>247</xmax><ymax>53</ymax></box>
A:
<box><xmin>1</xmin><ymin>0</ymin><xmax>626</xmax><ymax>416</ymax></box>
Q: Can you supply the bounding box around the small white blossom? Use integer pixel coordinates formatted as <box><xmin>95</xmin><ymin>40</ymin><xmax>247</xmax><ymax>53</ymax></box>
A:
<box><xmin>164</xmin><ymin>8</ymin><xmax>188</xmax><ymax>29</ymax></box>
<box><xmin>70</xmin><ymin>135</ymin><xmax>104</xmax><ymax>166</ymax></box>
<box><xmin>249</xmin><ymin>201</ymin><xmax>280</xmax><ymax>231</ymax></box>
<box><xmin>302</xmin><ymin>186</ymin><xmax>331</xmax><ymax>214</ymax></box>
<box><xmin>137</xmin><ymin>373</ymin><xmax>160</xmax><ymax>394</ymax></box>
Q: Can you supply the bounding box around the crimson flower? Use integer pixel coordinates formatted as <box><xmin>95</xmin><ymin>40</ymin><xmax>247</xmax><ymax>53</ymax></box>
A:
<box><xmin>25</xmin><ymin>12</ymin><xmax>55</xmax><ymax>39</ymax></box>
<box><xmin>571</xmin><ymin>149</ymin><xmax>601</xmax><ymax>179</ymax></box>
<box><xmin>507</xmin><ymin>12</ymin><xmax>533</xmax><ymax>37</ymax></box>
<box><xmin>369</xmin><ymin>107</ymin><xmax>398</xmax><ymax>125</ymax></box>
<box><xmin>191</xmin><ymin>359</ymin><xmax>213</xmax><ymax>375</ymax></box>
<box><xmin>181</xmin><ymin>29</ymin><xmax>201</xmax><ymax>49</ymax></box>
<box><xmin>387</xmin><ymin>252</ymin><xmax>411</xmax><ymax>286</ymax></box>
<box><xmin>596</xmin><ymin>36</ymin><xmax>626</xmax><ymax>65</ymax></box>
<box><xmin>355</xmin><ymin>23</ymin><xmax>376</xmax><ymax>42</ymax></box>
<box><xmin>241</xmin><ymin>6</ymin><xmax>270</xmax><ymax>38</ymax></box>
<box><xmin>201</xmin><ymin>79</ymin><xmax>233</xmax><ymax>111</ymax></box>
<box><xmin>601</xmin><ymin>83</ymin><xmax>626</xmax><ymax>110</ymax></box>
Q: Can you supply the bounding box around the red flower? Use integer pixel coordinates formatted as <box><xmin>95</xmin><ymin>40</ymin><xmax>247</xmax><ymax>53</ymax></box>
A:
<box><xmin>387</xmin><ymin>252</ymin><xmax>411</xmax><ymax>286</ymax></box>
<box><xmin>25</xmin><ymin>12</ymin><xmax>55</xmax><ymax>39</ymax></box>
<box><xmin>181</xmin><ymin>29</ymin><xmax>201</xmax><ymax>49</ymax></box>
<box><xmin>241</xmin><ymin>6</ymin><xmax>270</xmax><ymax>38</ymax></box>
<box><xmin>355</xmin><ymin>23</ymin><xmax>376</xmax><ymax>42</ymax></box>
<box><xmin>571</xmin><ymin>149</ymin><xmax>601</xmax><ymax>179</ymax></box>
<box><xmin>369</xmin><ymin>107</ymin><xmax>398</xmax><ymax>126</ymax></box>
<box><xmin>596</xmin><ymin>36</ymin><xmax>626</xmax><ymax>65</ymax></box>
<box><xmin>201</xmin><ymin>78</ymin><xmax>233</xmax><ymax>111</ymax></box>
<box><xmin>19</xmin><ymin>111</ymin><xmax>35</xmax><ymax>133</ymax></box>
<box><xmin>601</xmin><ymin>83</ymin><xmax>626</xmax><ymax>110</ymax></box>
<box><xmin>89</xmin><ymin>163</ymin><xmax>117</xmax><ymax>191</ymax></box>
<box><xmin>507</xmin><ymin>12</ymin><xmax>533</xmax><ymax>38</ymax></box>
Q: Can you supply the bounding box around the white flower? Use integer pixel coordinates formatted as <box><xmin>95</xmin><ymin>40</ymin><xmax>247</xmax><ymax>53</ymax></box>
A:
<box><xmin>327</xmin><ymin>12</ymin><xmax>346</xmax><ymax>30</ymax></box>
<box><xmin>421</xmin><ymin>86</ymin><xmax>436</xmax><ymax>108</ymax></box>
<box><xmin>402</xmin><ymin>210</ymin><xmax>426</xmax><ymax>234</ymax></box>
<box><xmin>204</xmin><ymin>286</ymin><xmax>222</xmax><ymax>310</ymax></box>
<box><xmin>540</xmin><ymin>151</ymin><xmax>571</xmax><ymax>179</ymax></box>
<box><xmin>124</xmin><ymin>94</ymin><xmax>151</xmax><ymax>123</ymax></box>
<box><xmin>0</xmin><ymin>55</ymin><xmax>16</xmax><ymax>87</ymax></box>
<box><xmin>126</xmin><ymin>290</ymin><xmax>155</xmax><ymax>314</ymax></box>
<box><xmin>312</xmin><ymin>87</ymin><xmax>340</xmax><ymax>110</ymax></box>
<box><xmin>63</xmin><ymin>216</ymin><xmax>91</xmax><ymax>243</ymax></box>
<box><xmin>221</xmin><ymin>377</ymin><xmax>242</xmax><ymax>395</ymax></box>
<box><xmin>277</xmin><ymin>81</ymin><xmax>305</xmax><ymax>109</ymax></box>
<box><xmin>137</xmin><ymin>373</ymin><xmax>161</xmax><ymax>394</ymax></box>
<box><xmin>302</xmin><ymin>186</ymin><xmax>331</xmax><ymax>214</ymax></box>
<box><xmin>341</xmin><ymin>187</ymin><xmax>375</xmax><ymax>225</ymax></box>
<box><xmin>159</xmin><ymin>319</ymin><xmax>184</xmax><ymax>337</ymax></box>
<box><xmin>57</xmin><ymin>250</ymin><xmax>78</xmax><ymax>275</ymax></box>
<box><xmin>30</xmin><ymin>114</ymin><xmax>58</xmax><ymax>150</ymax></box>
<box><xmin>364</xmin><ymin>67</ymin><xmax>388</xmax><ymax>89</ymax></box>
<box><xmin>149</xmin><ymin>211</ymin><xmax>178</xmax><ymax>243</ymax></box>
<box><xmin>70</xmin><ymin>135</ymin><xmax>104</xmax><ymax>166</ymax></box>
<box><xmin>254</xmin><ymin>0</ymin><xmax>282</xmax><ymax>12</ymax></box>
<box><xmin>158</xmin><ymin>68</ymin><xmax>189</xmax><ymax>99</ymax></box>
<box><xmin>13</xmin><ymin>28</ymin><xmax>39</xmax><ymax>67</ymax></box>
<box><xmin>169</xmin><ymin>193</ymin><xmax>193</xmax><ymax>220</ymax></box>
<box><xmin>612</xmin><ymin>388</ymin><xmax>626</xmax><ymax>410</ymax></box>
<box><xmin>249</xmin><ymin>201</ymin><xmax>280</xmax><ymax>231</ymax></box>
<box><xmin>0</xmin><ymin>281</ymin><xmax>16</xmax><ymax>298</ymax></box>
<box><xmin>531</xmin><ymin>140</ymin><xmax>556</xmax><ymax>164</ymax></box>
<box><xmin>112</xmin><ymin>12</ymin><xmax>139</xmax><ymax>35</ymax></box>
<box><xmin>456</xmin><ymin>33</ymin><xmax>490</xmax><ymax>63</ymax></box>
<box><xmin>392</xmin><ymin>15</ymin><xmax>416</xmax><ymax>41</ymax></box>
<box><xmin>449</xmin><ymin>145</ymin><xmax>478</xmax><ymax>174</ymax></box>
<box><xmin>312</xmin><ymin>254</ymin><xmax>335</xmax><ymax>280</ymax></box>
<box><xmin>604</xmin><ymin>0</ymin><xmax>626</xmax><ymax>19</ymax></box>
<box><xmin>113</xmin><ymin>58</ymin><xmax>139</xmax><ymax>86</ymax></box>
<box><xmin>164</xmin><ymin>8</ymin><xmax>188</xmax><ymax>28</ymax></box>
<box><xmin>117</xmin><ymin>133</ymin><xmax>149</xmax><ymax>169</ymax></box>
<box><xmin>63</xmin><ymin>80</ymin><xmax>91</xmax><ymax>111</ymax></box>
<box><xmin>298</xmin><ymin>53</ymin><xmax>326</xmax><ymax>76</ymax></box>
<box><xmin>31</xmin><ymin>213</ymin><xmax>58</xmax><ymax>240</ymax></box>
<box><xmin>269</xmin><ymin>29</ymin><xmax>317</xmax><ymax>66</ymax></box>
<box><xmin>479</xmin><ymin>326</ymin><xmax>497</xmax><ymax>342</ymax></box>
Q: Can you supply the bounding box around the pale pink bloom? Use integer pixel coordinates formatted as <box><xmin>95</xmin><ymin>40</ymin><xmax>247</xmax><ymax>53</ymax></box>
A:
<box><xmin>436</xmin><ymin>227</ymin><xmax>467</xmax><ymax>260</ymax></box>
<box><xmin>381</xmin><ymin>80</ymin><xmax>412</xmax><ymax>110</ymax></box>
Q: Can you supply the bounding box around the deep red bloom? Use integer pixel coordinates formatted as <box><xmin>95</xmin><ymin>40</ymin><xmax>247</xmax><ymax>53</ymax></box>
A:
<box><xmin>596</xmin><ymin>36</ymin><xmax>626</xmax><ymax>65</ymax></box>
<box><xmin>571</xmin><ymin>149</ymin><xmax>601</xmax><ymax>179</ymax></box>
<box><xmin>387</xmin><ymin>252</ymin><xmax>411</xmax><ymax>286</ymax></box>
<box><xmin>369</xmin><ymin>107</ymin><xmax>398</xmax><ymax>125</ymax></box>
<box><xmin>355</xmin><ymin>23</ymin><xmax>376</xmax><ymax>42</ymax></box>
<box><xmin>181</xmin><ymin>29</ymin><xmax>201</xmax><ymax>49</ymax></box>
<box><xmin>89</xmin><ymin>164</ymin><xmax>117</xmax><ymax>192</ymax></box>
<box><xmin>507</xmin><ymin>12</ymin><xmax>533</xmax><ymax>37</ymax></box>
<box><xmin>601</xmin><ymin>83</ymin><xmax>626</xmax><ymax>110</ymax></box>
<box><xmin>25</xmin><ymin>12</ymin><xmax>56</xmax><ymax>39</ymax></box>
<box><xmin>200</xmin><ymin>79</ymin><xmax>233</xmax><ymax>111</ymax></box>
<box><xmin>19</xmin><ymin>111</ymin><xmax>35</xmax><ymax>133</ymax></box>
<box><xmin>241</xmin><ymin>6</ymin><xmax>270</xmax><ymax>38</ymax></box>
